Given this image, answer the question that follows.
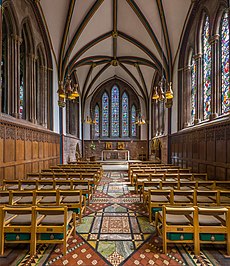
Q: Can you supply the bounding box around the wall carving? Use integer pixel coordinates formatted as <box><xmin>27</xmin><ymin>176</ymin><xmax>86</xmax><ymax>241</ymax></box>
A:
<box><xmin>0</xmin><ymin>119</ymin><xmax>60</xmax><ymax>182</ymax></box>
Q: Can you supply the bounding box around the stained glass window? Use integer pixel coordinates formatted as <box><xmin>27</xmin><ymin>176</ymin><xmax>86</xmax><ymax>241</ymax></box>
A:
<box><xmin>111</xmin><ymin>86</ymin><xmax>119</xmax><ymax>137</ymax></box>
<box><xmin>102</xmin><ymin>92</ymin><xmax>109</xmax><ymax>137</ymax></box>
<box><xmin>220</xmin><ymin>11</ymin><xmax>230</xmax><ymax>113</ymax></box>
<box><xmin>94</xmin><ymin>105</ymin><xmax>100</xmax><ymax>137</ymax></box>
<box><xmin>191</xmin><ymin>57</ymin><xmax>197</xmax><ymax>124</ymax></box>
<box><xmin>131</xmin><ymin>105</ymin><xmax>137</xmax><ymax>137</ymax></box>
<box><xmin>1</xmin><ymin>18</ymin><xmax>7</xmax><ymax>113</ymax></box>
<box><xmin>20</xmin><ymin>34</ymin><xmax>26</xmax><ymax>119</ymax></box>
<box><xmin>202</xmin><ymin>16</ymin><xmax>212</xmax><ymax>120</ymax></box>
<box><xmin>122</xmin><ymin>92</ymin><xmax>129</xmax><ymax>137</ymax></box>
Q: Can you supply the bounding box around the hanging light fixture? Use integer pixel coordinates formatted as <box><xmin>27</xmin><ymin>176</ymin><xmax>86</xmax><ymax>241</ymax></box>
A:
<box><xmin>85</xmin><ymin>115</ymin><xmax>96</xmax><ymax>125</ymax></box>
<box><xmin>152</xmin><ymin>25</ymin><xmax>173</xmax><ymax>107</ymax></box>
<box><xmin>58</xmin><ymin>29</ymin><xmax>79</xmax><ymax>106</ymax></box>
<box><xmin>135</xmin><ymin>112</ymin><xmax>146</xmax><ymax>126</ymax></box>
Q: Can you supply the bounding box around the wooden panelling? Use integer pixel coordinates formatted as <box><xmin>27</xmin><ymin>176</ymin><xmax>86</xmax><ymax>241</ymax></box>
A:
<box><xmin>5</xmin><ymin>139</ymin><xmax>15</xmax><ymax>162</ymax></box>
<box><xmin>171</xmin><ymin>120</ymin><xmax>230</xmax><ymax>181</ymax></box>
<box><xmin>0</xmin><ymin>120</ymin><xmax>60</xmax><ymax>182</ymax></box>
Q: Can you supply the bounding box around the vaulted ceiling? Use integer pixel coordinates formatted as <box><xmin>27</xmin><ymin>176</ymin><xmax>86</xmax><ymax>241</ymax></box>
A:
<box><xmin>38</xmin><ymin>0</ymin><xmax>192</xmax><ymax>105</ymax></box>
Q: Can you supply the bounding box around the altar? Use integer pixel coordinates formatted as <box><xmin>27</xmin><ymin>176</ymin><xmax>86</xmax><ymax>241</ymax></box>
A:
<box><xmin>102</xmin><ymin>149</ymin><xmax>130</xmax><ymax>161</ymax></box>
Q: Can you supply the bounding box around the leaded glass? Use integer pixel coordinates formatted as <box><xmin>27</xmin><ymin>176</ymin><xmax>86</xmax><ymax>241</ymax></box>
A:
<box><xmin>131</xmin><ymin>105</ymin><xmax>137</xmax><ymax>137</ymax></box>
<box><xmin>94</xmin><ymin>105</ymin><xmax>100</xmax><ymax>137</ymax></box>
<box><xmin>102</xmin><ymin>92</ymin><xmax>109</xmax><ymax>137</ymax></box>
<box><xmin>111</xmin><ymin>86</ymin><xmax>119</xmax><ymax>137</ymax></box>
<box><xmin>221</xmin><ymin>12</ymin><xmax>230</xmax><ymax>113</ymax></box>
<box><xmin>202</xmin><ymin>16</ymin><xmax>212</xmax><ymax>120</ymax></box>
<box><xmin>191</xmin><ymin>57</ymin><xmax>197</xmax><ymax>124</ymax></box>
<box><xmin>122</xmin><ymin>92</ymin><xmax>129</xmax><ymax>137</ymax></box>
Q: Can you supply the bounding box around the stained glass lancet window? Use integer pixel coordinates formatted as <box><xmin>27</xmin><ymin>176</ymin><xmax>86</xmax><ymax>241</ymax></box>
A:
<box><xmin>102</xmin><ymin>92</ymin><xmax>109</xmax><ymax>137</ymax></box>
<box><xmin>220</xmin><ymin>11</ymin><xmax>230</xmax><ymax>113</ymax></box>
<box><xmin>131</xmin><ymin>105</ymin><xmax>137</xmax><ymax>137</ymax></box>
<box><xmin>202</xmin><ymin>16</ymin><xmax>211</xmax><ymax>120</ymax></box>
<box><xmin>111</xmin><ymin>86</ymin><xmax>119</xmax><ymax>137</ymax></box>
<box><xmin>122</xmin><ymin>92</ymin><xmax>129</xmax><ymax>137</ymax></box>
<box><xmin>94</xmin><ymin>105</ymin><xmax>100</xmax><ymax>138</ymax></box>
<box><xmin>191</xmin><ymin>57</ymin><xmax>197</xmax><ymax>124</ymax></box>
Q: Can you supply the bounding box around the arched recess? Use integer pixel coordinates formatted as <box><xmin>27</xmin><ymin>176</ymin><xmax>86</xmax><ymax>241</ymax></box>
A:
<box><xmin>36</xmin><ymin>44</ymin><xmax>47</xmax><ymax>126</ymax></box>
<box><xmin>20</xmin><ymin>18</ymin><xmax>35</xmax><ymax>120</ymax></box>
<box><xmin>1</xmin><ymin>2</ymin><xmax>19</xmax><ymax>115</ymax></box>
<box><xmin>90</xmin><ymin>78</ymin><xmax>141</xmax><ymax>139</ymax></box>
<box><xmin>66</xmin><ymin>73</ymin><xmax>79</xmax><ymax>138</ymax></box>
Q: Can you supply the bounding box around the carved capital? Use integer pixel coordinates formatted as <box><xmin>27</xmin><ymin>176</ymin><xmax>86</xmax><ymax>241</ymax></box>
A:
<box><xmin>209</xmin><ymin>34</ymin><xmax>219</xmax><ymax>45</ymax></box>
<box><xmin>194</xmin><ymin>53</ymin><xmax>202</xmax><ymax>60</ymax></box>
<box><xmin>11</xmin><ymin>34</ymin><xmax>23</xmax><ymax>44</ymax></box>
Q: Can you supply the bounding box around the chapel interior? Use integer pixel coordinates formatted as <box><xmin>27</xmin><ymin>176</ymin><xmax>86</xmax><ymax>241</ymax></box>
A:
<box><xmin>0</xmin><ymin>0</ymin><xmax>230</xmax><ymax>265</ymax></box>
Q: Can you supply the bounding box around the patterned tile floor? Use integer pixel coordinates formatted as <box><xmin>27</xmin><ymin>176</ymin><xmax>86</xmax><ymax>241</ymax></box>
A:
<box><xmin>3</xmin><ymin>170</ymin><xmax>229</xmax><ymax>266</ymax></box>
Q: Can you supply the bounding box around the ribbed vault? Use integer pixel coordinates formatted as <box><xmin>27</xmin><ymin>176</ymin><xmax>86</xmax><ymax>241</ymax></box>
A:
<box><xmin>37</xmin><ymin>0</ymin><xmax>192</xmax><ymax>107</ymax></box>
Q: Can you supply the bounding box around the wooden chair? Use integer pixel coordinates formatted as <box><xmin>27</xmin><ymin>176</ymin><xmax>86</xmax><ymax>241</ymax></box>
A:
<box><xmin>171</xmin><ymin>190</ymin><xmax>195</xmax><ymax>206</ymax></box>
<box><xmin>196</xmin><ymin>206</ymin><xmax>230</xmax><ymax>255</ymax></box>
<box><xmin>36</xmin><ymin>206</ymin><xmax>75</xmax><ymax>255</ymax></box>
<box><xmin>0</xmin><ymin>191</ymin><xmax>11</xmax><ymax>205</ymax></box>
<box><xmin>2</xmin><ymin>180</ymin><xmax>20</xmax><ymax>191</ymax></box>
<box><xmin>20</xmin><ymin>180</ymin><xmax>37</xmax><ymax>190</ymax></box>
<box><xmin>195</xmin><ymin>190</ymin><xmax>218</xmax><ymax>206</ymax></box>
<box><xmin>72</xmin><ymin>180</ymin><xmax>92</xmax><ymax>205</ymax></box>
<box><xmin>36</xmin><ymin>191</ymin><xmax>60</xmax><ymax>206</ymax></box>
<box><xmin>37</xmin><ymin>180</ymin><xmax>55</xmax><ymax>190</ymax></box>
<box><xmin>155</xmin><ymin>206</ymin><xmax>198</xmax><ymax>254</ymax></box>
<box><xmin>9</xmin><ymin>190</ymin><xmax>37</xmax><ymax>206</ymax></box>
<box><xmin>59</xmin><ymin>190</ymin><xmax>86</xmax><ymax>223</ymax></box>
<box><xmin>140</xmin><ymin>181</ymin><xmax>160</xmax><ymax>203</ymax></box>
<box><xmin>0</xmin><ymin>206</ymin><xmax>36</xmax><ymax>256</ymax></box>
<box><xmin>27</xmin><ymin>173</ymin><xmax>40</xmax><ymax>180</ymax></box>
<box><xmin>148</xmin><ymin>189</ymin><xmax>172</xmax><ymax>223</ymax></box>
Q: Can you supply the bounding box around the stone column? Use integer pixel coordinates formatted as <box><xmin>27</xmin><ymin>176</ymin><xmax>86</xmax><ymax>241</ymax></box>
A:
<box><xmin>27</xmin><ymin>53</ymin><xmax>36</xmax><ymax>123</ymax></box>
<box><xmin>11</xmin><ymin>34</ymin><xmax>21</xmax><ymax>118</ymax></box>
<box><xmin>209</xmin><ymin>34</ymin><xmax>219</xmax><ymax>119</ymax></box>
<box><xmin>42</xmin><ymin>66</ymin><xmax>48</xmax><ymax>128</ymax></box>
<box><xmin>183</xmin><ymin>65</ymin><xmax>191</xmax><ymax>127</ymax></box>
<box><xmin>194</xmin><ymin>53</ymin><xmax>202</xmax><ymax>124</ymax></box>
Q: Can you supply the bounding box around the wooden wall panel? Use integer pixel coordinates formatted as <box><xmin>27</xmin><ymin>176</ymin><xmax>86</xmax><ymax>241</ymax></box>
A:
<box><xmin>25</xmin><ymin>142</ymin><xmax>32</xmax><ymax>160</ymax></box>
<box><xmin>5</xmin><ymin>139</ymin><xmax>15</xmax><ymax>162</ymax></box>
<box><xmin>0</xmin><ymin>120</ymin><xmax>60</xmax><ymax>182</ymax></box>
<box><xmin>171</xmin><ymin>120</ymin><xmax>230</xmax><ymax>180</ymax></box>
<box><xmin>16</xmin><ymin>140</ymin><xmax>25</xmax><ymax>161</ymax></box>
<box><xmin>32</xmin><ymin>142</ymin><xmax>39</xmax><ymax>159</ymax></box>
<box><xmin>16</xmin><ymin>165</ymin><xmax>25</xmax><ymax>179</ymax></box>
<box><xmin>0</xmin><ymin>139</ymin><xmax>3</xmax><ymax>163</ymax></box>
<box><xmin>4</xmin><ymin>166</ymin><xmax>15</xmax><ymax>179</ymax></box>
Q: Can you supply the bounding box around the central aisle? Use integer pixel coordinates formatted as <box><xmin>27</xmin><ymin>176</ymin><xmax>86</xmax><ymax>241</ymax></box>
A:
<box><xmin>75</xmin><ymin>171</ymin><xmax>155</xmax><ymax>265</ymax></box>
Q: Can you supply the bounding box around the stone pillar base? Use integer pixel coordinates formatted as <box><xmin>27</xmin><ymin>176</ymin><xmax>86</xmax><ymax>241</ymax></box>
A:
<box><xmin>194</xmin><ymin>118</ymin><xmax>200</xmax><ymax>125</ymax></box>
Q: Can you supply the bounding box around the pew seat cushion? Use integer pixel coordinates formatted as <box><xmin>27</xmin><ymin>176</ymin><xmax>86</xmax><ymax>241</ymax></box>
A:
<box><xmin>150</xmin><ymin>195</ymin><xmax>169</xmax><ymax>202</ymax></box>
<box><xmin>40</xmin><ymin>211</ymin><xmax>73</xmax><ymax>225</ymax></box>
<box><xmin>199</xmin><ymin>215</ymin><xmax>222</xmax><ymax>226</ymax></box>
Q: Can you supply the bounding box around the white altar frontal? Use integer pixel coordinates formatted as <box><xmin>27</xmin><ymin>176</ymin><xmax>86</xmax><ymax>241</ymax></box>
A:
<box><xmin>102</xmin><ymin>150</ymin><xmax>130</xmax><ymax>161</ymax></box>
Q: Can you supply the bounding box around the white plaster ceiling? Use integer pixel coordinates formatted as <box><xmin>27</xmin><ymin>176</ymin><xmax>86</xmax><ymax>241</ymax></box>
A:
<box><xmin>39</xmin><ymin>0</ymin><xmax>192</xmax><ymax>101</ymax></box>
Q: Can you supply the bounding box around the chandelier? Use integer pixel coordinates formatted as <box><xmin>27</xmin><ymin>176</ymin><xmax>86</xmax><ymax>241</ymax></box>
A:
<box><xmin>57</xmin><ymin>75</ymin><xmax>79</xmax><ymax>107</ymax></box>
<box><xmin>84</xmin><ymin>115</ymin><xmax>96</xmax><ymax>125</ymax></box>
<box><xmin>135</xmin><ymin>113</ymin><xmax>146</xmax><ymax>126</ymax></box>
<box><xmin>152</xmin><ymin>79</ymin><xmax>173</xmax><ymax>108</ymax></box>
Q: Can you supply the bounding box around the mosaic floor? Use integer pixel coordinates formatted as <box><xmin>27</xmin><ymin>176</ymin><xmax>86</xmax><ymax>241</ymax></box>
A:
<box><xmin>2</xmin><ymin>170</ymin><xmax>230</xmax><ymax>266</ymax></box>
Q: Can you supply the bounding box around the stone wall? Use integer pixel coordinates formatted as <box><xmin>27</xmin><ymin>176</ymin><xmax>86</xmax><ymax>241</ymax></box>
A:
<box><xmin>63</xmin><ymin>134</ymin><xmax>82</xmax><ymax>164</ymax></box>
<box><xmin>84</xmin><ymin>140</ymin><xmax>148</xmax><ymax>160</ymax></box>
